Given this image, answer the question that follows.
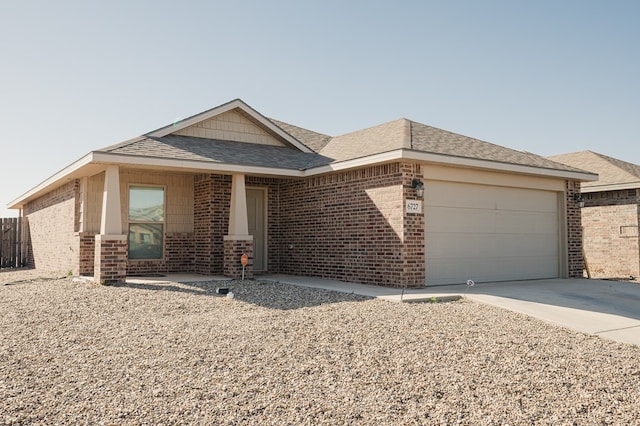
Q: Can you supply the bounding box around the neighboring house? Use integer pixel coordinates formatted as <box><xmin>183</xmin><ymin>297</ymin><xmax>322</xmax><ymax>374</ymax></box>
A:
<box><xmin>548</xmin><ymin>151</ymin><xmax>640</xmax><ymax>279</ymax></box>
<box><xmin>8</xmin><ymin>99</ymin><xmax>596</xmax><ymax>287</ymax></box>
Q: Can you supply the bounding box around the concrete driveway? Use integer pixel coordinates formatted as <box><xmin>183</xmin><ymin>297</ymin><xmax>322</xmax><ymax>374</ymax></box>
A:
<box><xmin>428</xmin><ymin>278</ymin><xmax>640</xmax><ymax>346</ymax></box>
<box><xmin>261</xmin><ymin>275</ymin><xmax>640</xmax><ymax>346</ymax></box>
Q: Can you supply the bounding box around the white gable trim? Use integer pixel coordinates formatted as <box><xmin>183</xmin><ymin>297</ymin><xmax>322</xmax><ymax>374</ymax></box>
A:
<box><xmin>147</xmin><ymin>99</ymin><xmax>312</xmax><ymax>153</ymax></box>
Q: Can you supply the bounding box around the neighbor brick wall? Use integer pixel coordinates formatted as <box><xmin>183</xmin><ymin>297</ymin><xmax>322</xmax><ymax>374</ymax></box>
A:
<box><xmin>581</xmin><ymin>188</ymin><xmax>640</xmax><ymax>278</ymax></box>
<box><xmin>566</xmin><ymin>180</ymin><xmax>584</xmax><ymax>278</ymax></box>
<box><xmin>278</xmin><ymin>162</ymin><xmax>425</xmax><ymax>288</ymax></box>
<box><xmin>23</xmin><ymin>181</ymin><xmax>79</xmax><ymax>274</ymax></box>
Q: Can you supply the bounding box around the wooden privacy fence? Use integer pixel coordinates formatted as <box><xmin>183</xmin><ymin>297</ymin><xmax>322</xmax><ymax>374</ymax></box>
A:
<box><xmin>1</xmin><ymin>217</ymin><xmax>27</xmax><ymax>268</ymax></box>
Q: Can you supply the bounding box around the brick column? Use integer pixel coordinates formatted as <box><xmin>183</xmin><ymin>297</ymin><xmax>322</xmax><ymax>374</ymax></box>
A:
<box><xmin>224</xmin><ymin>237</ymin><xmax>253</xmax><ymax>280</ymax></box>
<box><xmin>566</xmin><ymin>180</ymin><xmax>584</xmax><ymax>278</ymax></box>
<box><xmin>94</xmin><ymin>234</ymin><xmax>127</xmax><ymax>284</ymax></box>
<box><xmin>76</xmin><ymin>232</ymin><xmax>96</xmax><ymax>276</ymax></box>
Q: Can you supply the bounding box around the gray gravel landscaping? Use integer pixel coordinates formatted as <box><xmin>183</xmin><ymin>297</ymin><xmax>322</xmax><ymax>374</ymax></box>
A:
<box><xmin>1</xmin><ymin>268</ymin><xmax>640</xmax><ymax>425</ymax></box>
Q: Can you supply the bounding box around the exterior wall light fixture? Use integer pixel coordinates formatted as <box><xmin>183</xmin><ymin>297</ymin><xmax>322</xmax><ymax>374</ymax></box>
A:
<box><xmin>412</xmin><ymin>178</ymin><xmax>424</xmax><ymax>198</ymax></box>
<box><xmin>572</xmin><ymin>193</ymin><xmax>585</xmax><ymax>208</ymax></box>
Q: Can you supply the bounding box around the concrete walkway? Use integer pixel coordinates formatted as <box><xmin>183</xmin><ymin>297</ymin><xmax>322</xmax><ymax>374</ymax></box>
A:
<box><xmin>128</xmin><ymin>273</ymin><xmax>640</xmax><ymax>346</ymax></box>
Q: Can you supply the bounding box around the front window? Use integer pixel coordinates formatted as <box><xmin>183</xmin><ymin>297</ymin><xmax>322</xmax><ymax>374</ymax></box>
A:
<box><xmin>128</xmin><ymin>186</ymin><xmax>164</xmax><ymax>259</ymax></box>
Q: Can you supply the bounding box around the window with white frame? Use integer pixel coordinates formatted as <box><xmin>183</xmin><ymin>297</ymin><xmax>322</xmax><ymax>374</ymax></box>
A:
<box><xmin>128</xmin><ymin>186</ymin><xmax>164</xmax><ymax>260</ymax></box>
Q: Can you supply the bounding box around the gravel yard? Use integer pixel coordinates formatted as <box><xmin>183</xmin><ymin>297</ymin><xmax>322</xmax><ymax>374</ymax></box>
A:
<box><xmin>1</xmin><ymin>269</ymin><xmax>640</xmax><ymax>425</ymax></box>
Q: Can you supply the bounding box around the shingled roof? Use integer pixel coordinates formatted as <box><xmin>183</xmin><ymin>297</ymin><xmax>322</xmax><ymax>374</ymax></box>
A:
<box><xmin>310</xmin><ymin>118</ymin><xmax>582</xmax><ymax>173</ymax></box>
<box><xmin>99</xmin><ymin>134</ymin><xmax>332</xmax><ymax>170</ymax></box>
<box><xmin>548</xmin><ymin>151</ymin><xmax>640</xmax><ymax>190</ymax></box>
<box><xmin>94</xmin><ymin>100</ymin><xmax>590</xmax><ymax>176</ymax></box>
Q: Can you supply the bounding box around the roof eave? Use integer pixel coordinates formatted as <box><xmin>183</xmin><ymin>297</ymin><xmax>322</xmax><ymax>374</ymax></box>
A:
<box><xmin>90</xmin><ymin>152</ymin><xmax>305</xmax><ymax>177</ymax></box>
<box><xmin>581</xmin><ymin>181</ymin><xmax>640</xmax><ymax>193</ymax></box>
<box><xmin>405</xmin><ymin>150</ymin><xmax>598</xmax><ymax>181</ymax></box>
<box><xmin>7</xmin><ymin>151</ymin><xmax>306</xmax><ymax>211</ymax></box>
<box><xmin>7</xmin><ymin>153</ymin><xmax>99</xmax><ymax>210</ymax></box>
<box><xmin>306</xmin><ymin>149</ymin><xmax>599</xmax><ymax>181</ymax></box>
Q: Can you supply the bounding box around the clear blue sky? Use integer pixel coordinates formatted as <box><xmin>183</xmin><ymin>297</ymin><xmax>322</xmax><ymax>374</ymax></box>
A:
<box><xmin>1</xmin><ymin>0</ymin><xmax>638</xmax><ymax>217</ymax></box>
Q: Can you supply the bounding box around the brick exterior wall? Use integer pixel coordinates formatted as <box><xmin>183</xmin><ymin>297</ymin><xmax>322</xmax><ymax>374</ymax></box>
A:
<box><xmin>582</xmin><ymin>188</ymin><xmax>640</xmax><ymax>278</ymax></box>
<box><xmin>566</xmin><ymin>180</ymin><xmax>585</xmax><ymax>278</ymax></box>
<box><xmin>76</xmin><ymin>232</ymin><xmax>96</xmax><ymax>276</ymax></box>
<box><xmin>400</xmin><ymin>164</ymin><xmax>425</xmax><ymax>286</ymax></box>
<box><xmin>224</xmin><ymin>238</ymin><xmax>253</xmax><ymax>279</ymax></box>
<box><xmin>194</xmin><ymin>174</ymin><xmax>231</xmax><ymax>274</ymax></box>
<box><xmin>278</xmin><ymin>162</ymin><xmax>425</xmax><ymax>288</ymax></box>
<box><xmin>23</xmin><ymin>181</ymin><xmax>78</xmax><ymax>274</ymax></box>
<box><xmin>125</xmin><ymin>232</ymin><xmax>195</xmax><ymax>276</ymax></box>
<box><xmin>94</xmin><ymin>235</ymin><xmax>127</xmax><ymax>284</ymax></box>
<box><xmin>21</xmin><ymin>166</ymin><xmax>583</xmax><ymax>288</ymax></box>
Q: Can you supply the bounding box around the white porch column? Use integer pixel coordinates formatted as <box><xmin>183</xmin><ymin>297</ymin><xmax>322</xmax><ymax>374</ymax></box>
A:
<box><xmin>227</xmin><ymin>173</ymin><xmax>250</xmax><ymax>238</ymax></box>
<box><xmin>224</xmin><ymin>174</ymin><xmax>254</xmax><ymax>279</ymax></box>
<box><xmin>95</xmin><ymin>165</ymin><xmax>127</xmax><ymax>285</ymax></box>
<box><xmin>101</xmin><ymin>165</ymin><xmax>122</xmax><ymax>235</ymax></box>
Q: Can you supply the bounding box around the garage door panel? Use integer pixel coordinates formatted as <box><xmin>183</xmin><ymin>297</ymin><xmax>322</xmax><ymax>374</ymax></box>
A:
<box><xmin>428</xmin><ymin>233</ymin><xmax>557</xmax><ymax>258</ymax></box>
<box><xmin>425</xmin><ymin>181</ymin><xmax>560</xmax><ymax>285</ymax></box>
<box><xmin>427</xmin><ymin>208</ymin><xmax>557</xmax><ymax>234</ymax></box>
<box><xmin>427</xmin><ymin>256</ymin><xmax>558</xmax><ymax>285</ymax></box>
<box><xmin>426</xmin><ymin>183</ymin><xmax>558</xmax><ymax>212</ymax></box>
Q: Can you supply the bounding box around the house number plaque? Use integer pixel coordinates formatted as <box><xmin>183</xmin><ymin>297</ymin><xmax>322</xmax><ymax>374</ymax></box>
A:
<box><xmin>406</xmin><ymin>199</ymin><xmax>422</xmax><ymax>214</ymax></box>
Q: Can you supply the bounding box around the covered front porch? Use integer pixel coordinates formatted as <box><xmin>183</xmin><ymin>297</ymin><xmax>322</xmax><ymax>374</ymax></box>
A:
<box><xmin>89</xmin><ymin>165</ymin><xmax>260</xmax><ymax>284</ymax></box>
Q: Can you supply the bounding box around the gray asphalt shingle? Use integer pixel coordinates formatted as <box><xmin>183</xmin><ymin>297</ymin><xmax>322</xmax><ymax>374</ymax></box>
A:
<box><xmin>96</xmin><ymin>107</ymin><xmax>585</xmax><ymax>174</ymax></box>
<box><xmin>100</xmin><ymin>135</ymin><xmax>332</xmax><ymax>170</ymax></box>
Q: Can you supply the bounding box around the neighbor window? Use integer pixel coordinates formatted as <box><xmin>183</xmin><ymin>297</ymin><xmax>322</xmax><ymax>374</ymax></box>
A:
<box><xmin>128</xmin><ymin>186</ymin><xmax>165</xmax><ymax>260</ymax></box>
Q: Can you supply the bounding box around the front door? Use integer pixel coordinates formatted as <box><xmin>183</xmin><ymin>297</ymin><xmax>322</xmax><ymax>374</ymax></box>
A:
<box><xmin>246</xmin><ymin>188</ymin><xmax>266</xmax><ymax>272</ymax></box>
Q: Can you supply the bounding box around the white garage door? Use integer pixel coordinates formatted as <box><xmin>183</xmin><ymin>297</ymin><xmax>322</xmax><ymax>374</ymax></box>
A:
<box><xmin>425</xmin><ymin>181</ymin><xmax>560</xmax><ymax>286</ymax></box>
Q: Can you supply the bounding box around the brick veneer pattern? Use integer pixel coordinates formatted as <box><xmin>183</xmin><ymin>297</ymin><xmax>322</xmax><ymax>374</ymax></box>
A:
<box><xmin>566</xmin><ymin>180</ymin><xmax>584</xmax><ymax>278</ymax></box>
<box><xmin>194</xmin><ymin>174</ymin><xmax>231</xmax><ymax>274</ymax></box>
<box><xmin>224</xmin><ymin>239</ymin><xmax>253</xmax><ymax>279</ymax></box>
<box><xmin>76</xmin><ymin>232</ymin><xmax>96</xmax><ymax>276</ymax></box>
<box><xmin>278</xmin><ymin>162</ymin><xmax>425</xmax><ymax>288</ymax></box>
<box><xmin>23</xmin><ymin>180</ymin><xmax>78</xmax><ymax>273</ymax></box>
<box><xmin>125</xmin><ymin>232</ymin><xmax>195</xmax><ymax>276</ymax></box>
<box><xmin>94</xmin><ymin>236</ymin><xmax>127</xmax><ymax>284</ymax></box>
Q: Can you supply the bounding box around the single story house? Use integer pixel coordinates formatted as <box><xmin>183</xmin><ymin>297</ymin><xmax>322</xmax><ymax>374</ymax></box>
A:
<box><xmin>548</xmin><ymin>151</ymin><xmax>640</xmax><ymax>279</ymax></box>
<box><xmin>8</xmin><ymin>99</ymin><xmax>596</xmax><ymax>287</ymax></box>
